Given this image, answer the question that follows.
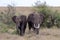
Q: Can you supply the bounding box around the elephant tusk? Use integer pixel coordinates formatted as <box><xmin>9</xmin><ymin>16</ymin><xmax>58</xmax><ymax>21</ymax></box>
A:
<box><xmin>34</xmin><ymin>24</ymin><xmax>40</xmax><ymax>28</ymax></box>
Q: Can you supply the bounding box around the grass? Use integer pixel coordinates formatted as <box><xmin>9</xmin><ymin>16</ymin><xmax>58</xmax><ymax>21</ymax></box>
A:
<box><xmin>0</xmin><ymin>22</ymin><xmax>8</xmax><ymax>33</ymax></box>
<box><xmin>0</xmin><ymin>22</ymin><xmax>15</xmax><ymax>33</ymax></box>
<box><xmin>0</xmin><ymin>7</ymin><xmax>60</xmax><ymax>40</ymax></box>
<box><xmin>0</xmin><ymin>28</ymin><xmax>60</xmax><ymax>40</ymax></box>
<box><xmin>0</xmin><ymin>21</ymin><xmax>60</xmax><ymax>40</ymax></box>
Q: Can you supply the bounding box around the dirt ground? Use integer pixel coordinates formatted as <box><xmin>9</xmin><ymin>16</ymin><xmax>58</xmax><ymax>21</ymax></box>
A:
<box><xmin>0</xmin><ymin>28</ymin><xmax>60</xmax><ymax>40</ymax></box>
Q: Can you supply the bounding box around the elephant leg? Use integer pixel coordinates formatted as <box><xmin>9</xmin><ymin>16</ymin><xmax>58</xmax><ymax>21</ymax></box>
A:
<box><xmin>36</xmin><ymin>29</ymin><xmax>39</xmax><ymax>34</ymax></box>
<box><xmin>23</xmin><ymin>23</ymin><xmax>27</xmax><ymax>34</ymax></box>
<box><xmin>28</xmin><ymin>22</ymin><xmax>32</xmax><ymax>31</ymax></box>
<box><xmin>29</xmin><ymin>26</ymin><xmax>32</xmax><ymax>31</ymax></box>
<box><xmin>20</xmin><ymin>28</ymin><xmax>24</xmax><ymax>36</ymax></box>
<box><xmin>23</xmin><ymin>25</ymin><xmax>26</xmax><ymax>34</ymax></box>
<box><xmin>35</xmin><ymin>29</ymin><xmax>39</xmax><ymax>34</ymax></box>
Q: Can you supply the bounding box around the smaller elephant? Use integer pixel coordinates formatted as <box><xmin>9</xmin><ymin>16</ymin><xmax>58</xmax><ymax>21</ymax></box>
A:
<box><xmin>12</xmin><ymin>15</ymin><xmax>27</xmax><ymax>36</ymax></box>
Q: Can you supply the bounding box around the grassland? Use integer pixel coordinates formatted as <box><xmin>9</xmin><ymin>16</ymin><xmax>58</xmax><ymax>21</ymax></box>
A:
<box><xmin>0</xmin><ymin>7</ymin><xmax>60</xmax><ymax>15</ymax></box>
<box><xmin>0</xmin><ymin>6</ymin><xmax>60</xmax><ymax>40</ymax></box>
<box><xmin>0</xmin><ymin>28</ymin><xmax>60</xmax><ymax>40</ymax></box>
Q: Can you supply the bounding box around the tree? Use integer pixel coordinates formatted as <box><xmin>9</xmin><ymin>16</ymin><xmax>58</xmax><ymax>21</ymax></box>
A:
<box><xmin>2</xmin><ymin>4</ymin><xmax>16</xmax><ymax>25</ymax></box>
<box><xmin>33</xmin><ymin>1</ymin><xmax>57</xmax><ymax>28</ymax></box>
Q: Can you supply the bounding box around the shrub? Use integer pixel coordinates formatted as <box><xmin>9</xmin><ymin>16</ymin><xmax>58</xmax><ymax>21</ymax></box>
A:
<box><xmin>0</xmin><ymin>4</ymin><xmax>16</xmax><ymax>29</ymax></box>
<box><xmin>33</xmin><ymin>1</ymin><xmax>60</xmax><ymax>28</ymax></box>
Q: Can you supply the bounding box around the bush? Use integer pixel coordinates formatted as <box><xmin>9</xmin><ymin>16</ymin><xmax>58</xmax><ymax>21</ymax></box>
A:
<box><xmin>0</xmin><ymin>22</ymin><xmax>8</xmax><ymax>33</ymax></box>
<box><xmin>0</xmin><ymin>4</ymin><xmax>16</xmax><ymax>29</ymax></box>
<box><xmin>33</xmin><ymin>1</ymin><xmax>60</xmax><ymax>28</ymax></box>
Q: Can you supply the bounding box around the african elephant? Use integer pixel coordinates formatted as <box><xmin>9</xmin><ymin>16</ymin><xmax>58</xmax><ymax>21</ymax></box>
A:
<box><xmin>27</xmin><ymin>13</ymin><xmax>40</xmax><ymax>34</ymax></box>
<box><xmin>12</xmin><ymin>15</ymin><xmax>27</xmax><ymax>36</ymax></box>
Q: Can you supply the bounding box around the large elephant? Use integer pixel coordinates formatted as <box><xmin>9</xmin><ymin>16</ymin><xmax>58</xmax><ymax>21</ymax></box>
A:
<box><xmin>27</xmin><ymin>13</ymin><xmax>40</xmax><ymax>34</ymax></box>
<box><xmin>12</xmin><ymin>15</ymin><xmax>27</xmax><ymax>36</ymax></box>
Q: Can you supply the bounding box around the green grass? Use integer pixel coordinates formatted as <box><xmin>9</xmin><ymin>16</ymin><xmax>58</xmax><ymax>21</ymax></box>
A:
<box><xmin>0</xmin><ymin>22</ymin><xmax>16</xmax><ymax>33</ymax></box>
<box><xmin>0</xmin><ymin>22</ymin><xmax>8</xmax><ymax>33</ymax></box>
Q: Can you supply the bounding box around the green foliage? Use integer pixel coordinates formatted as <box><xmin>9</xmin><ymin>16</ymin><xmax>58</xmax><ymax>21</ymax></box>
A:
<box><xmin>0</xmin><ymin>28</ymin><xmax>8</xmax><ymax>33</ymax></box>
<box><xmin>0</xmin><ymin>22</ymin><xmax>16</xmax><ymax>34</ymax></box>
<box><xmin>0</xmin><ymin>22</ymin><xmax>8</xmax><ymax>33</ymax></box>
<box><xmin>0</xmin><ymin>4</ymin><xmax>17</xmax><ymax>33</ymax></box>
<box><xmin>0</xmin><ymin>4</ymin><xmax>16</xmax><ymax>28</ymax></box>
<box><xmin>33</xmin><ymin>1</ymin><xmax>60</xmax><ymax>28</ymax></box>
<box><xmin>11</xmin><ymin>29</ymin><xmax>18</xmax><ymax>34</ymax></box>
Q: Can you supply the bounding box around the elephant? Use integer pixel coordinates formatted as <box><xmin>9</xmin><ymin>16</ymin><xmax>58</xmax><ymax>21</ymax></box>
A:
<box><xmin>12</xmin><ymin>15</ymin><xmax>27</xmax><ymax>36</ymax></box>
<box><xmin>27</xmin><ymin>12</ymin><xmax>40</xmax><ymax>34</ymax></box>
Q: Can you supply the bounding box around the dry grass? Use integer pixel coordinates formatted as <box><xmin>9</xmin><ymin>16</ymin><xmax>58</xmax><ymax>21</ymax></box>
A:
<box><xmin>0</xmin><ymin>28</ymin><xmax>60</xmax><ymax>40</ymax></box>
<box><xmin>0</xmin><ymin>6</ymin><xmax>60</xmax><ymax>40</ymax></box>
<box><xmin>0</xmin><ymin>7</ymin><xmax>34</xmax><ymax>16</ymax></box>
<box><xmin>49</xmin><ymin>7</ymin><xmax>60</xmax><ymax>13</ymax></box>
<box><xmin>0</xmin><ymin>7</ymin><xmax>60</xmax><ymax>15</ymax></box>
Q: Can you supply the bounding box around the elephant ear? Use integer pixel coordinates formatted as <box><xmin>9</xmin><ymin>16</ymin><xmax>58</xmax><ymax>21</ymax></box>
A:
<box><xmin>12</xmin><ymin>16</ymin><xmax>17</xmax><ymax>23</ymax></box>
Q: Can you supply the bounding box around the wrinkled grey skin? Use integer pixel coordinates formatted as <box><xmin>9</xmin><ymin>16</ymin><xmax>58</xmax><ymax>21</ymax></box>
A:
<box><xmin>28</xmin><ymin>13</ymin><xmax>40</xmax><ymax>34</ymax></box>
<box><xmin>12</xmin><ymin>15</ymin><xmax>27</xmax><ymax>36</ymax></box>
